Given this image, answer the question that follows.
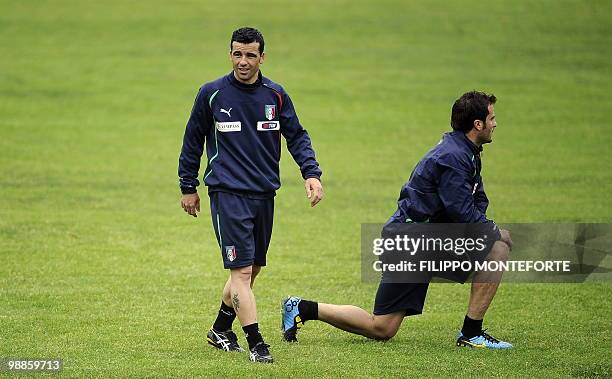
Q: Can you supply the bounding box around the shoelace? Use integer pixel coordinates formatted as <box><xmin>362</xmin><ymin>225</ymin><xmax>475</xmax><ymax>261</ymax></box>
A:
<box><xmin>481</xmin><ymin>329</ymin><xmax>500</xmax><ymax>344</ymax></box>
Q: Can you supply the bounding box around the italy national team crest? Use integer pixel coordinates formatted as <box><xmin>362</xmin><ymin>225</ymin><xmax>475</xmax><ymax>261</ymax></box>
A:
<box><xmin>226</xmin><ymin>246</ymin><xmax>236</xmax><ymax>262</ymax></box>
<box><xmin>265</xmin><ymin>104</ymin><xmax>276</xmax><ymax>120</ymax></box>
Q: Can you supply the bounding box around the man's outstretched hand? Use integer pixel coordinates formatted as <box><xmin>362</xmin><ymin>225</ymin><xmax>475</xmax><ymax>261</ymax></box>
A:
<box><xmin>304</xmin><ymin>178</ymin><xmax>323</xmax><ymax>207</ymax></box>
<box><xmin>181</xmin><ymin>193</ymin><xmax>200</xmax><ymax>217</ymax></box>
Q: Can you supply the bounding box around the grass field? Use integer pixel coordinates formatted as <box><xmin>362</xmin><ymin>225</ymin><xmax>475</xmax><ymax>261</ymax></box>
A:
<box><xmin>1</xmin><ymin>0</ymin><xmax>611</xmax><ymax>377</ymax></box>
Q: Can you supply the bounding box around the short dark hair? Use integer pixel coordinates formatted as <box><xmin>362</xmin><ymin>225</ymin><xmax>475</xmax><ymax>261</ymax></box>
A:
<box><xmin>451</xmin><ymin>91</ymin><xmax>497</xmax><ymax>132</ymax></box>
<box><xmin>230</xmin><ymin>27</ymin><xmax>265</xmax><ymax>54</ymax></box>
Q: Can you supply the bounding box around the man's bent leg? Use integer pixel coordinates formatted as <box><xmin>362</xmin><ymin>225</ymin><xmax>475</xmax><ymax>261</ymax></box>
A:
<box><xmin>282</xmin><ymin>296</ymin><xmax>405</xmax><ymax>342</ymax></box>
<box><xmin>283</xmin><ymin>282</ymin><xmax>427</xmax><ymax>342</ymax></box>
<box><xmin>457</xmin><ymin>240</ymin><xmax>512</xmax><ymax>349</ymax></box>
<box><xmin>318</xmin><ymin>304</ymin><xmax>404</xmax><ymax>340</ymax></box>
<box><xmin>467</xmin><ymin>240</ymin><xmax>510</xmax><ymax>319</ymax></box>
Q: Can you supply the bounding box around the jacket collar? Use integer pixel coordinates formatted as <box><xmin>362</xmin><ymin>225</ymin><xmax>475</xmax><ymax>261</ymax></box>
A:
<box><xmin>449</xmin><ymin>130</ymin><xmax>483</xmax><ymax>155</ymax></box>
<box><xmin>227</xmin><ymin>71</ymin><xmax>263</xmax><ymax>90</ymax></box>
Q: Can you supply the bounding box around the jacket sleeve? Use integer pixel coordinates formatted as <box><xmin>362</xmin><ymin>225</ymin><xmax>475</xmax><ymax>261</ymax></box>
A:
<box><xmin>178</xmin><ymin>87</ymin><xmax>212</xmax><ymax>194</ymax></box>
<box><xmin>279</xmin><ymin>91</ymin><xmax>322</xmax><ymax>180</ymax></box>
<box><xmin>474</xmin><ymin>176</ymin><xmax>489</xmax><ymax>213</ymax></box>
<box><xmin>437</xmin><ymin>154</ymin><xmax>500</xmax><ymax>239</ymax></box>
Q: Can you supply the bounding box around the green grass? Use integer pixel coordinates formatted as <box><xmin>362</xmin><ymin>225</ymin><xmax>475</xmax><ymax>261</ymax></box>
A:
<box><xmin>1</xmin><ymin>0</ymin><xmax>611</xmax><ymax>377</ymax></box>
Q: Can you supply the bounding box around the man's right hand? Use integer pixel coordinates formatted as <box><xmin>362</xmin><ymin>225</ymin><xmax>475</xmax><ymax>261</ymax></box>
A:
<box><xmin>181</xmin><ymin>193</ymin><xmax>200</xmax><ymax>218</ymax></box>
<box><xmin>500</xmin><ymin>229</ymin><xmax>513</xmax><ymax>251</ymax></box>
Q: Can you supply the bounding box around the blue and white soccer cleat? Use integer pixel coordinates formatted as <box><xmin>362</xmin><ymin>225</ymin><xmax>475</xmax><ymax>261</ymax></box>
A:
<box><xmin>456</xmin><ymin>330</ymin><xmax>513</xmax><ymax>349</ymax></box>
<box><xmin>281</xmin><ymin>296</ymin><xmax>304</xmax><ymax>342</ymax></box>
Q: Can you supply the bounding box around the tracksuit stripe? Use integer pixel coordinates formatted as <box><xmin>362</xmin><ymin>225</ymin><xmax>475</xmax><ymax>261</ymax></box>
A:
<box><xmin>204</xmin><ymin>89</ymin><xmax>221</xmax><ymax>180</ymax></box>
<box><xmin>216</xmin><ymin>213</ymin><xmax>223</xmax><ymax>248</ymax></box>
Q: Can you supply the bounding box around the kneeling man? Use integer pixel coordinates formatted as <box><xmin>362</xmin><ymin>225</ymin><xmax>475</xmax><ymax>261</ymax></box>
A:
<box><xmin>282</xmin><ymin>91</ymin><xmax>513</xmax><ymax>349</ymax></box>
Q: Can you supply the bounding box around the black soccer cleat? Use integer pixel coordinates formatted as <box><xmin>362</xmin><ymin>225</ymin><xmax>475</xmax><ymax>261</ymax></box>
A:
<box><xmin>249</xmin><ymin>342</ymin><xmax>274</xmax><ymax>363</ymax></box>
<box><xmin>207</xmin><ymin>328</ymin><xmax>244</xmax><ymax>352</ymax></box>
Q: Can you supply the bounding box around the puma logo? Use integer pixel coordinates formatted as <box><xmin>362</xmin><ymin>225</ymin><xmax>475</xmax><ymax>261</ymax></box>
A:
<box><xmin>220</xmin><ymin>108</ymin><xmax>232</xmax><ymax>117</ymax></box>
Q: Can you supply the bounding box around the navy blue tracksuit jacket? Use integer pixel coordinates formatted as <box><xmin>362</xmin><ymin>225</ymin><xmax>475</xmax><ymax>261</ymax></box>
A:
<box><xmin>387</xmin><ymin>131</ymin><xmax>500</xmax><ymax>239</ymax></box>
<box><xmin>178</xmin><ymin>72</ymin><xmax>322</xmax><ymax>197</ymax></box>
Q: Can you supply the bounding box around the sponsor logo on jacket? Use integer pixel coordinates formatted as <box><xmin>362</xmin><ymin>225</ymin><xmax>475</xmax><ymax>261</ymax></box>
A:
<box><xmin>257</xmin><ymin>121</ymin><xmax>280</xmax><ymax>131</ymax></box>
<box><xmin>216</xmin><ymin>121</ymin><xmax>241</xmax><ymax>132</ymax></box>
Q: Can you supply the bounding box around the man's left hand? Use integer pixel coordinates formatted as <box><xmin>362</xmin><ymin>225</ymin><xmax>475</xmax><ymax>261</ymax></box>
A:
<box><xmin>304</xmin><ymin>178</ymin><xmax>323</xmax><ymax>207</ymax></box>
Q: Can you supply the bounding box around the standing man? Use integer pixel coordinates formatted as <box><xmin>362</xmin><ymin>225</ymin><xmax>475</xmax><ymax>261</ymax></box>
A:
<box><xmin>179</xmin><ymin>27</ymin><xmax>323</xmax><ymax>363</ymax></box>
<box><xmin>282</xmin><ymin>91</ymin><xmax>513</xmax><ymax>349</ymax></box>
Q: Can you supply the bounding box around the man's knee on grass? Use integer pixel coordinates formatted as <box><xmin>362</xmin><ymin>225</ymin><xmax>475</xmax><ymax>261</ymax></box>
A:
<box><xmin>371</xmin><ymin>318</ymin><xmax>400</xmax><ymax>341</ymax></box>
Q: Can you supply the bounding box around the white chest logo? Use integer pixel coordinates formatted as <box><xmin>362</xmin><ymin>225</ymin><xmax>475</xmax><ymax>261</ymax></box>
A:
<box><xmin>216</xmin><ymin>121</ymin><xmax>241</xmax><ymax>132</ymax></box>
<box><xmin>220</xmin><ymin>108</ymin><xmax>232</xmax><ymax>117</ymax></box>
